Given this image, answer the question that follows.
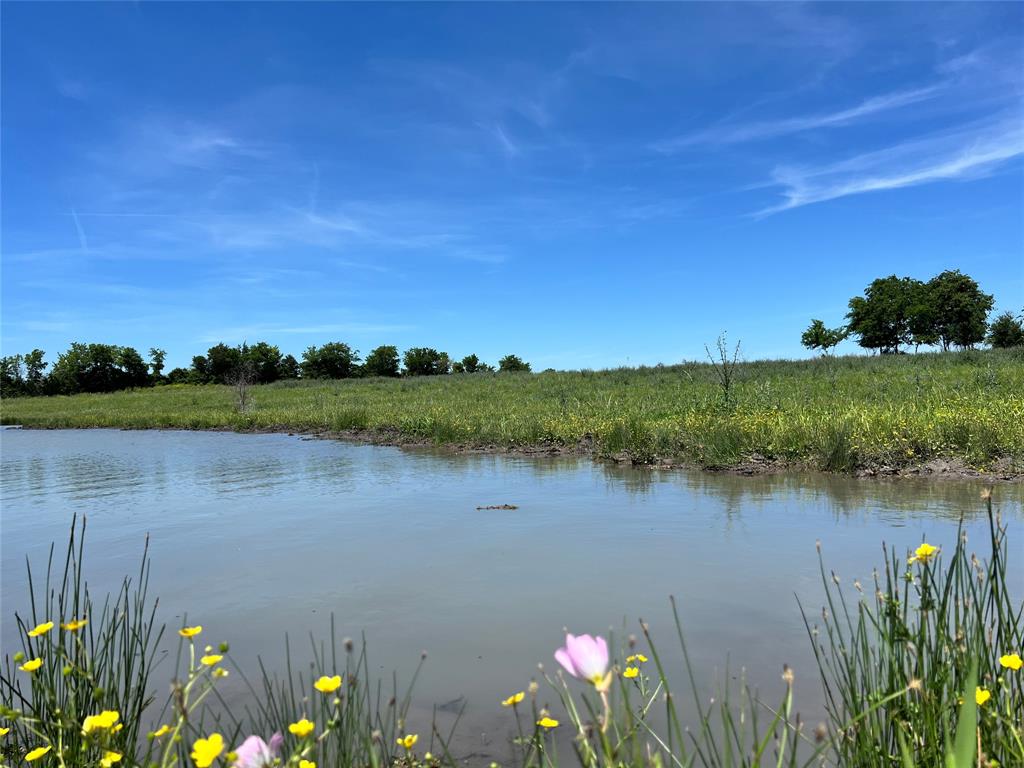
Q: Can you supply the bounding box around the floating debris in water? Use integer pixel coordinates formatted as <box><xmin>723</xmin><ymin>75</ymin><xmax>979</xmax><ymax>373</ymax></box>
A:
<box><xmin>476</xmin><ymin>504</ymin><xmax>518</xmax><ymax>510</ymax></box>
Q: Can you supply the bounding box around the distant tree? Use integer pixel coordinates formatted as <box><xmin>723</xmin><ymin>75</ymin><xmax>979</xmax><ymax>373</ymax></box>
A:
<box><xmin>451</xmin><ymin>360</ymin><xmax>465</xmax><ymax>374</ymax></box>
<box><xmin>800</xmin><ymin>320</ymin><xmax>847</xmax><ymax>356</ymax></box>
<box><xmin>987</xmin><ymin>311</ymin><xmax>1024</xmax><ymax>348</ymax></box>
<box><xmin>190</xmin><ymin>355</ymin><xmax>211</xmax><ymax>383</ymax></box>
<box><xmin>498</xmin><ymin>354</ymin><xmax>531</xmax><ymax>373</ymax></box>
<box><xmin>165</xmin><ymin>367</ymin><xmax>191</xmax><ymax>384</ymax></box>
<box><xmin>48</xmin><ymin>343</ymin><xmax>150</xmax><ymax>395</ymax></box>
<box><xmin>403</xmin><ymin>347</ymin><xmax>450</xmax><ymax>376</ymax></box>
<box><xmin>148</xmin><ymin>348</ymin><xmax>167</xmax><ymax>380</ymax></box>
<box><xmin>363</xmin><ymin>345</ymin><xmax>400</xmax><ymax>378</ymax></box>
<box><xmin>301</xmin><ymin>342</ymin><xmax>360</xmax><ymax>379</ymax></box>
<box><xmin>279</xmin><ymin>354</ymin><xmax>301</xmax><ymax>379</ymax></box>
<box><xmin>846</xmin><ymin>276</ymin><xmax>923</xmax><ymax>354</ymax></box>
<box><xmin>1</xmin><ymin>354</ymin><xmax>25</xmax><ymax>396</ymax></box>
<box><xmin>924</xmin><ymin>270</ymin><xmax>994</xmax><ymax>350</ymax></box>
<box><xmin>243</xmin><ymin>341</ymin><xmax>284</xmax><ymax>384</ymax></box>
<box><xmin>23</xmin><ymin>349</ymin><xmax>47</xmax><ymax>395</ymax></box>
<box><xmin>460</xmin><ymin>354</ymin><xmax>483</xmax><ymax>373</ymax></box>
<box><xmin>203</xmin><ymin>343</ymin><xmax>243</xmax><ymax>384</ymax></box>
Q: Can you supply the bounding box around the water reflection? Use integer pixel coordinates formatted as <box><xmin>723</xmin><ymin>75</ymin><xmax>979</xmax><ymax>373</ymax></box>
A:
<box><xmin>1</xmin><ymin>428</ymin><xmax>1020</xmax><ymax>752</ymax></box>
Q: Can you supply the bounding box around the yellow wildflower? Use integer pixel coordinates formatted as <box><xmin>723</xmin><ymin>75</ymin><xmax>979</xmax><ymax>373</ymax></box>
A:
<box><xmin>19</xmin><ymin>658</ymin><xmax>43</xmax><ymax>673</ymax></box>
<box><xmin>27</xmin><ymin>622</ymin><xmax>54</xmax><ymax>638</ymax></box>
<box><xmin>536</xmin><ymin>717</ymin><xmax>559</xmax><ymax>729</ymax></box>
<box><xmin>61</xmin><ymin>618</ymin><xmax>88</xmax><ymax>632</ymax></box>
<box><xmin>626</xmin><ymin>654</ymin><xmax>648</xmax><ymax>664</ymax></box>
<box><xmin>200</xmin><ymin>654</ymin><xmax>223</xmax><ymax>667</ymax></box>
<box><xmin>397</xmin><ymin>734</ymin><xmax>418</xmax><ymax>750</ymax></box>
<box><xmin>299</xmin><ymin>762</ymin><xmax>316</xmax><ymax>768</ymax></box>
<box><xmin>288</xmin><ymin>719</ymin><xmax>315</xmax><ymax>738</ymax></box>
<box><xmin>501</xmin><ymin>692</ymin><xmax>525</xmax><ymax>707</ymax></box>
<box><xmin>976</xmin><ymin>687</ymin><xmax>991</xmax><ymax>706</ymax></box>
<box><xmin>999</xmin><ymin>653</ymin><xmax>1022</xmax><ymax>671</ymax></box>
<box><xmin>212</xmin><ymin>668</ymin><xmax>229</xmax><ymax>678</ymax></box>
<box><xmin>179</xmin><ymin>626</ymin><xmax>203</xmax><ymax>639</ymax></box>
<box><xmin>192</xmin><ymin>737</ymin><xmax>225</xmax><ymax>765</ymax></box>
<box><xmin>101</xmin><ymin>751</ymin><xmax>122</xmax><ymax>768</ymax></box>
<box><xmin>82</xmin><ymin>711</ymin><xmax>120</xmax><ymax>735</ymax></box>
<box><xmin>623</xmin><ymin>666</ymin><xmax>639</xmax><ymax>679</ymax></box>
<box><xmin>151</xmin><ymin>725</ymin><xmax>171</xmax><ymax>738</ymax></box>
<box><xmin>26</xmin><ymin>746</ymin><xmax>52</xmax><ymax>761</ymax></box>
<box><xmin>0</xmin><ymin>727</ymin><xmax>9</xmax><ymax>736</ymax></box>
<box><xmin>191</xmin><ymin>733</ymin><xmax>224</xmax><ymax>768</ymax></box>
<box><xmin>314</xmin><ymin>675</ymin><xmax>342</xmax><ymax>693</ymax></box>
<box><xmin>909</xmin><ymin>543</ymin><xmax>939</xmax><ymax>564</ymax></box>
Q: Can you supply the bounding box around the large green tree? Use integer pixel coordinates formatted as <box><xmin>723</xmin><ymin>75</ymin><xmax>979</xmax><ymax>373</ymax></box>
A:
<box><xmin>362</xmin><ymin>345</ymin><xmax>400</xmax><ymax>377</ymax></box>
<box><xmin>846</xmin><ymin>276</ymin><xmax>924</xmax><ymax>354</ymax></box>
<box><xmin>403</xmin><ymin>347</ymin><xmax>450</xmax><ymax>376</ymax></box>
<box><xmin>301</xmin><ymin>342</ymin><xmax>360</xmax><ymax>379</ymax></box>
<box><xmin>243</xmin><ymin>341</ymin><xmax>284</xmax><ymax>384</ymax></box>
<box><xmin>923</xmin><ymin>270</ymin><xmax>994</xmax><ymax>350</ymax></box>
<box><xmin>48</xmin><ymin>343</ymin><xmax>149</xmax><ymax>394</ymax></box>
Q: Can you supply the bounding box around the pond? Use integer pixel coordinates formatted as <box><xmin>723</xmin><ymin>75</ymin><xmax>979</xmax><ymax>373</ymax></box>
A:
<box><xmin>2</xmin><ymin>428</ymin><xmax>1021</xmax><ymax>758</ymax></box>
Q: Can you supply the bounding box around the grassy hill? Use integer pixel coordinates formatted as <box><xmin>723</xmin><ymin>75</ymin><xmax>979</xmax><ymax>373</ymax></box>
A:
<box><xmin>3</xmin><ymin>349</ymin><xmax>1022</xmax><ymax>475</ymax></box>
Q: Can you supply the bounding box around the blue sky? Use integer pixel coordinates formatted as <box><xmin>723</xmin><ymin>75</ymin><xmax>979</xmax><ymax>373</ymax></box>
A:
<box><xmin>3</xmin><ymin>2</ymin><xmax>1022</xmax><ymax>370</ymax></box>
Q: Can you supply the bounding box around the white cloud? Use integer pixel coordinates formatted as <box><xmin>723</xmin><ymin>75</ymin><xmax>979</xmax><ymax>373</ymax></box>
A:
<box><xmin>756</xmin><ymin>115</ymin><xmax>1024</xmax><ymax>215</ymax></box>
<box><xmin>654</xmin><ymin>85</ymin><xmax>944</xmax><ymax>151</ymax></box>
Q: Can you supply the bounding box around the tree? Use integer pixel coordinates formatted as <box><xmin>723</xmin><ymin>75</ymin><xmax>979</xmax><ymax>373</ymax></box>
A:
<box><xmin>243</xmin><ymin>341</ymin><xmax>284</xmax><ymax>384</ymax></box>
<box><xmin>148</xmin><ymin>348</ymin><xmax>167</xmax><ymax>380</ymax></box>
<box><xmin>48</xmin><ymin>343</ymin><xmax>150</xmax><ymax>395</ymax></box>
<box><xmin>165</xmin><ymin>367</ymin><xmax>191</xmax><ymax>384</ymax></box>
<box><xmin>846</xmin><ymin>276</ymin><xmax>923</xmax><ymax>354</ymax></box>
<box><xmin>987</xmin><ymin>311</ymin><xmax>1024</xmax><ymax>348</ymax></box>
<box><xmin>301</xmin><ymin>342</ymin><xmax>360</xmax><ymax>379</ymax></box>
<box><xmin>1</xmin><ymin>354</ymin><xmax>25</xmax><ymax>396</ymax></box>
<box><xmin>800</xmin><ymin>320</ymin><xmax>847</xmax><ymax>356</ymax></box>
<box><xmin>279</xmin><ymin>354</ymin><xmax>301</xmax><ymax>379</ymax></box>
<box><xmin>363</xmin><ymin>345</ymin><xmax>400</xmax><ymax>378</ymax></box>
<box><xmin>403</xmin><ymin>347</ymin><xmax>450</xmax><ymax>376</ymax></box>
<box><xmin>203</xmin><ymin>343</ymin><xmax>243</xmax><ymax>384</ymax></box>
<box><xmin>924</xmin><ymin>270</ymin><xmax>994</xmax><ymax>350</ymax></box>
<box><xmin>498</xmin><ymin>354</ymin><xmax>531</xmax><ymax>372</ymax></box>
<box><xmin>23</xmin><ymin>350</ymin><xmax>47</xmax><ymax>395</ymax></box>
<box><xmin>459</xmin><ymin>354</ymin><xmax>483</xmax><ymax>373</ymax></box>
<box><xmin>191</xmin><ymin>355</ymin><xmax>211</xmax><ymax>383</ymax></box>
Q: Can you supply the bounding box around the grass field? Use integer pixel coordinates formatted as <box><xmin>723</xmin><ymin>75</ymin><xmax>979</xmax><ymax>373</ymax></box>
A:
<box><xmin>2</xmin><ymin>349</ymin><xmax>1022</xmax><ymax>474</ymax></box>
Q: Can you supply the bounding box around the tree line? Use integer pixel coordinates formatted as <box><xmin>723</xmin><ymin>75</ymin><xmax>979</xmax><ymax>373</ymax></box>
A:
<box><xmin>0</xmin><ymin>341</ymin><xmax>533</xmax><ymax>398</ymax></box>
<box><xmin>802</xmin><ymin>270</ymin><xmax>1023</xmax><ymax>355</ymax></box>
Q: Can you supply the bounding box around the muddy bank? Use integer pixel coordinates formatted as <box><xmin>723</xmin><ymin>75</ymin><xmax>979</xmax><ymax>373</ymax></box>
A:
<box><xmin>291</xmin><ymin>426</ymin><xmax>1023</xmax><ymax>483</ymax></box>
<box><xmin>6</xmin><ymin>422</ymin><xmax>1021</xmax><ymax>482</ymax></box>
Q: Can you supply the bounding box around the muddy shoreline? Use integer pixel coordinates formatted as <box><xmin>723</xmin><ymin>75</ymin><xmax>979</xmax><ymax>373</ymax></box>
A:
<box><xmin>7</xmin><ymin>422</ymin><xmax>1021</xmax><ymax>483</ymax></box>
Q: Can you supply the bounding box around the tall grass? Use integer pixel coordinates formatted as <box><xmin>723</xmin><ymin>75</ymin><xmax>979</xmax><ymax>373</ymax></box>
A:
<box><xmin>2</xmin><ymin>495</ymin><xmax>1020</xmax><ymax>767</ymax></box>
<box><xmin>804</xmin><ymin>492</ymin><xmax>1023</xmax><ymax>766</ymax></box>
<box><xmin>2</xmin><ymin>349</ymin><xmax>1022</xmax><ymax>474</ymax></box>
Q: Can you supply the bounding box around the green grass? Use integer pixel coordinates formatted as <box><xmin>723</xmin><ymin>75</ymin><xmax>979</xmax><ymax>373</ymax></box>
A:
<box><xmin>3</xmin><ymin>349</ymin><xmax>1023</xmax><ymax>474</ymax></box>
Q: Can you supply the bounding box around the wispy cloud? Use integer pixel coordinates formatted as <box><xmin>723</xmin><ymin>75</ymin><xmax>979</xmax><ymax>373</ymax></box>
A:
<box><xmin>70</xmin><ymin>208</ymin><xmax>89</xmax><ymax>253</ymax></box>
<box><xmin>654</xmin><ymin>85</ymin><xmax>944</xmax><ymax>151</ymax></box>
<box><xmin>756</xmin><ymin>115</ymin><xmax>1024</xmax><ymax>215</ymax></box>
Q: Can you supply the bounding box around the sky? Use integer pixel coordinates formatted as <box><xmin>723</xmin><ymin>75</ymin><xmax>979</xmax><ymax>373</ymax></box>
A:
<box><xmin>2</xmin><ymin>2</ymin><xmax>1023</xmax><ymax>371</ymax></box>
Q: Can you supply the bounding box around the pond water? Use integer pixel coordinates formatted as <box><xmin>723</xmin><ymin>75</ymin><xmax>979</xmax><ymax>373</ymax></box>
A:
<box><xmin>2</xmin><ymin>428</ymin><xmax>1021</xmax><ymax>758</ymax></box>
